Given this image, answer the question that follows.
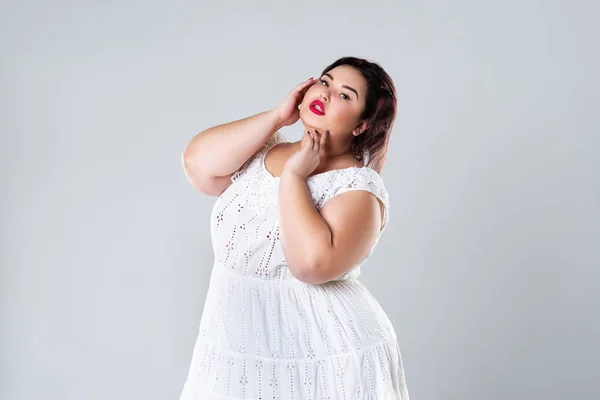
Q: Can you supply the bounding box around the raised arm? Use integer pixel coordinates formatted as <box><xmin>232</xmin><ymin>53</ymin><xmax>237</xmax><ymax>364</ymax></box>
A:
<box><xmin>181</xmin><ymin>77</ymin><xmax>315</xmax><ymax>195</ymax></box>
<box><xmin>181</xmin><ymin>109</ymin><xmax>283</xmax><ymax>194</ymax></box>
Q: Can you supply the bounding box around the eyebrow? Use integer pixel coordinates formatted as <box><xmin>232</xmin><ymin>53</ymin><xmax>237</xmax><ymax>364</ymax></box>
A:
<box><xmin>324</xmin><ymin>73</ymin><xmax>359</xmax><ymax>100</ymax></box>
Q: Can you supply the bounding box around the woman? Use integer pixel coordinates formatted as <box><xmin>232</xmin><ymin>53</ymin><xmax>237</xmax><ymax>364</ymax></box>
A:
<box><xmin>180</xmin><ymin>56</ymin><xmax>410</xmax><ymax>399</ymax></box>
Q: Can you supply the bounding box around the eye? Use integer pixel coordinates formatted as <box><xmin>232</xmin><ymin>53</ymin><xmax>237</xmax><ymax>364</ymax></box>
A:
<box><xmin>321</xmin><ymin>78</ymin><xmax>351</xmax><ymax>101</ymax></box>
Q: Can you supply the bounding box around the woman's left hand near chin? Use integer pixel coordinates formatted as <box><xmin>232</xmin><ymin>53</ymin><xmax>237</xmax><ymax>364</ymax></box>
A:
<box><xmin>282</xmin><ymin>129</ymin><xmax>329</xmax><ymax>179</ymax></box>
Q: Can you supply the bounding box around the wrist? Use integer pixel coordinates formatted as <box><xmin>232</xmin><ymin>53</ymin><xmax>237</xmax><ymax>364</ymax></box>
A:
<box><xmin>268</xmin><ymin>108</ymin><xmax>285</xmax><ymax>130</ymax></box>
<box><xmin>281</xmin><ymin>168</ymin><xmax>306</xmax><ymax>181</ymax></box>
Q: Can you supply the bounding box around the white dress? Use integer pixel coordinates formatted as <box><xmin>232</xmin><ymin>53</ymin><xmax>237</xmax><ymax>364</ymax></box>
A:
<box><xmin>180</xmin><ymin>131</ymin><xmax>409</xmax><ymax>399</ymax></box>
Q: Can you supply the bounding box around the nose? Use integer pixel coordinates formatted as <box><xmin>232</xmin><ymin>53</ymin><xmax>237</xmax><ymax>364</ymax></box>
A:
<box><xmin>320</xmin><ymin>90</ymin><xmax>329</xmax><ymax>103</ymax></box>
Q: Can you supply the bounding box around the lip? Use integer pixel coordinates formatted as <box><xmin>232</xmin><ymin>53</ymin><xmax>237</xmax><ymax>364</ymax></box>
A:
<box><xmin>309</xmin><ymin>100</ymin><xmax>325</xmax><ymax>115</ymax></box>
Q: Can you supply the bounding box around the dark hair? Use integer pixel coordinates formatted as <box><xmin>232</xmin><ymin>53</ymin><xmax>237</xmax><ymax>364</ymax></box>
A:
<box><xmin>320</xmin><ymin>57</ymin><xmax>397</xmax><ymax>174</ymax></box>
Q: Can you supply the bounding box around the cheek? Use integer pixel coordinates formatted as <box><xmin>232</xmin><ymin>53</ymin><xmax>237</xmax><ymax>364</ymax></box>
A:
<box><xmin>306</xmin><ymin>84</ymin><xmax>320</xmax><ymax>97</ymax></box>
<box><xmin>328</xmin><ymin>103</ymin><xmax>358</xmax><ymax>124</ymax></box>
<box><xmin>303</xmin><ymin>86</ymin><xmax>321</xmax><ymax>106</ymax></box>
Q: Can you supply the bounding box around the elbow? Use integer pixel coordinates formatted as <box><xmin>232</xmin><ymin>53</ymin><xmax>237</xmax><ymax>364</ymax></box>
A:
<box><xmin>293</xmin><ymin>267</ymin><xmax>322</xmax><ymax>285</ymax></box>
<box><xmin>182</xmin><ymin>154</ymin><xmax>202</xmax><ymax>190</ymax></box>
<box><xmin>181</xmin><ymin>151</ymin><xmax>197</xmax><ymax>179</ymax></box>
<box><xmin>283</xmin><ymin>236</ymin><xmax>332</xmax><ymax>284</ymax></box>
<box><xmin>181</xmin><ymin>153</ymin><xmax>215</xmax><ymax>195</ymax></box>
<box><xmin>291</xmin><ymin>254</ymin><xmax>330</xmax><ymax>285</ymax></box>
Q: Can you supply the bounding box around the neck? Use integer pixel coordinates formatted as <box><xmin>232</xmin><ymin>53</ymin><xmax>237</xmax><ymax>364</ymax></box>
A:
<box><xmin>297</xmin><ymin>126</ymin><xmax>356</xmax><ymax>164</ymax></box>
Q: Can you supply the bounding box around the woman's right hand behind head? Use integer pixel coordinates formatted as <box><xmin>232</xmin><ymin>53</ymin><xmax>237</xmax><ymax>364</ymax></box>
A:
<box><xmin>273</xmin><ymin>78</ymin><xmax>316</xmax><ymax>127</ymax></box>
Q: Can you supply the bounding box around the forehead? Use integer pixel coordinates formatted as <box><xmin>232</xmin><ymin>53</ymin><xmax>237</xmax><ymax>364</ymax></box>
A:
<box><xmin>325</xmin><ymin>65</ymin><xmax>367</xmax><ymax>95</ymax></box>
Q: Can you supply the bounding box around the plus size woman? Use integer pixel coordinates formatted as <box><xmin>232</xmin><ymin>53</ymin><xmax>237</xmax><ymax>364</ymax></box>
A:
<box><xmin>180</xmin><ymin>57</ymin><xmax>409</xmax><ymax>399</ymax></box>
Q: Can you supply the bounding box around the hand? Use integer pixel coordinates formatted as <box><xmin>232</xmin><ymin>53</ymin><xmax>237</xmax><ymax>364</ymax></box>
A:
<box><xmin>273</xmin><ymin>78</ymin><xmax>316</xmax><ymax>127</ymax></box>
<box><xmin>282</xmin><ymin>129</ymin><xmax>329</xmax><ymax>179</ymax></box>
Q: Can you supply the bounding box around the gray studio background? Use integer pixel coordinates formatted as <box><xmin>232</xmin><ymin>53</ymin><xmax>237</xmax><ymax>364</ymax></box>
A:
<box><xmin>2</xmin><ymin>1</ymin><xmax>598</xmax><ymax>399</ymax></box>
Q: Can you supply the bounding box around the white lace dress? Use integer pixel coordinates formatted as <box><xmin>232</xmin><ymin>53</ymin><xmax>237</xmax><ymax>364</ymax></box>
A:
<box><xmin>179</xmin><ymin>131</ymin><xmax>409</xmax><ymax>399</ymax></box>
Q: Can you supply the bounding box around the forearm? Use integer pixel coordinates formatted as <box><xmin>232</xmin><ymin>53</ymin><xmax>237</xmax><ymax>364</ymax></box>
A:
<box><xmin>182</xmin><ymin>109</ymin><xmax>283</xmax><ymax>178</ymax></box>
<box><xmin>278</xmin><ymin>170</ymin><xmax>332</xmax><ymax>282</ymax></box>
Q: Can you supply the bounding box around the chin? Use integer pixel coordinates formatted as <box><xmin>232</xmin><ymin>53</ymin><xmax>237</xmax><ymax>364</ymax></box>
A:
<box><xmin>299</xmin><ymin>111</ymin><xmax>328</xmax><ymax>132</ymax></box>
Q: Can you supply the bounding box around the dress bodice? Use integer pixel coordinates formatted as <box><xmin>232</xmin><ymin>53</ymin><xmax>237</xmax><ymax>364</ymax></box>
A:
<box><xmin>210</xmin><ymin>130</ymin><xmax>390</xmax><ymax>282</ymax></box>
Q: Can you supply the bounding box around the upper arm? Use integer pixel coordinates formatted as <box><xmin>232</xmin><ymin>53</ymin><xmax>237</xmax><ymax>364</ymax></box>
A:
<box><xmin>311</xmin><ymin>190</ymin><xmax>385</xmax><ymax>283</ymax></box>
<box><xmin>202</xmin><ymin>173</ymin><xmax>236</xmax><ymax>196</ymax></box>
<box><xmin>181</xmin><ymin>131</ymin><xmax>287</xmax><ymax>197</ymax></box>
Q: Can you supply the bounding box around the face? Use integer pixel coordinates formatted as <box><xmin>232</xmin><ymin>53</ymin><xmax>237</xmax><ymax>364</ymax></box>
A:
<box><xmin>299</xmin><ymin>65</ymin><xmax>368</xmax><ymax>139</ymax></box>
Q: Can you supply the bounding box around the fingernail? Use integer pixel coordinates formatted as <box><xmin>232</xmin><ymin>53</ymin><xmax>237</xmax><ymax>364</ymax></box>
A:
<box><xmin>308</xmin><ymin>77</ymin><xmax>313</xmax><ymax>81</ymax></box>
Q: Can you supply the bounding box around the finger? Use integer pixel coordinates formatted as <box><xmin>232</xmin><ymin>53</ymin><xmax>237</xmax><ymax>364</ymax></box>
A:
<box><xmin>298</xmin><ymin>82</ymin><xmax>314</xmax><ymax>100</ymax></box>
<box><xmin>300</xmin><ymin>84</ymin><xmax>312</xmax><ymax>96</ymax></box>
<box><xmin>320</xmin><ymin>130</ymin><xmax>328</xmax><ymax>147</ymax></box>
<box><xmin>296</xmin><ymin>77</ymin><xmax>314</xmax><ymax>92</ymax></box>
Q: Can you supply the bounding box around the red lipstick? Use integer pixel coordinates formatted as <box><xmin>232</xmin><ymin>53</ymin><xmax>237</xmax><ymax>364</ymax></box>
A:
<box><xmin>309</xmin><ymin>100</ymin><xmax>325</xmax><ymax>115</ymax></box>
